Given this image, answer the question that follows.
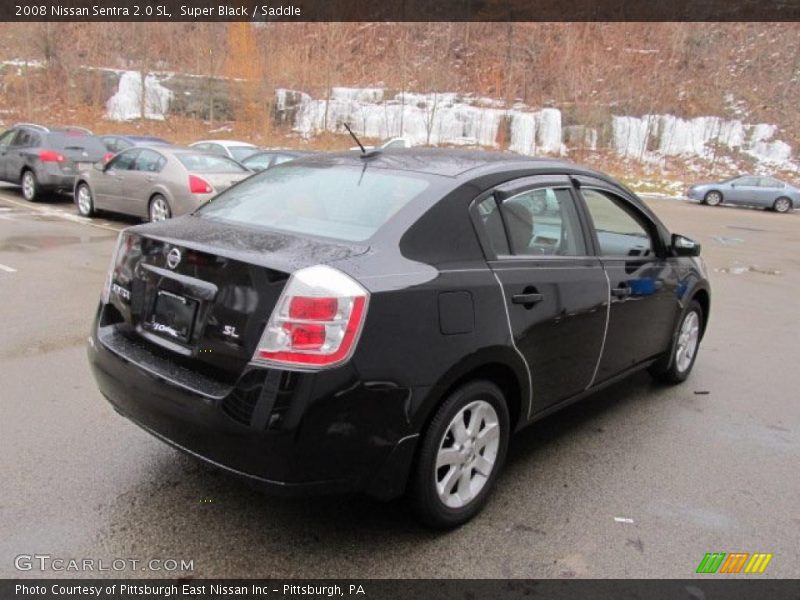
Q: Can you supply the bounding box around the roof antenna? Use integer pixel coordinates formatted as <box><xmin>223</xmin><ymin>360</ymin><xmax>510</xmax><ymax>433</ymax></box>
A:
<box><xmin>343</xmin><ymin>123</ymin><xmax>366</xmax><ymax>155</ymax></box>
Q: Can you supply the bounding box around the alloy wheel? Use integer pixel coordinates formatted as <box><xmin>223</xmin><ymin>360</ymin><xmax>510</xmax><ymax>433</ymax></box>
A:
<box><xmin>435</xmin><ymin>400</ymin><xmax>500</xmax><ymax>509</ymax></box>
<box><xmin>149</xmin><ymin>196</ymin><xmax>170</xmax><ymax>222</ymax></box>
<box><xmin>705</xmin><ymin>191</ymin><xmax>721</xmax><ymax>206</ymax></box>
<box><xmin>774</xmin><ymin>198</ymin><xmax>791</xmax><ymax>213</ymax></box>
<box><xmin>22</xmin><ymin>172</ymin><xmax>35</xmax><ymax>201</ymax></box>
<box><xmin>77</xmin><ymin>185</ymin><xmax>92</xmax><ymax>216</ymax></box>
<box><xmin>675</xmin><ymin>311</ymin><xmax>700</xmax><ymax>373</ymax></box>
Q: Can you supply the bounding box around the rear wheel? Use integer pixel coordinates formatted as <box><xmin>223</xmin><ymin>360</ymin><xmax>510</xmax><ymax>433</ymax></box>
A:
<box><xmin>410</xmin><ymin>380</ymin><xmax>509</xmax><ymax>529</ymax></box>
<box><xmin>649</xmin><ymin>300</ymin><xmax>703</xmax><ymax>384</ymax></box>
<box><xmin>704</xmin><ymin>191</ymin><xmax>722</xmax><ymax>206</ymax></box>
<box><xmin>149</xmin><ymin>194</ymin><xmax>171</xmax><ymax>222</ymax></box>
<box><xmin>21</xmin><ymin>169</ymin><xmax>41</xmax><ymax>202</ymax></box>
<box><xmin>75</xmin><ymin>183</ymin><xmax>95</xmax><ymax>217</ymax></box>
<box><xmin>773</xmin><ymin>197</ymin><xmax>792</xmax><ymax>213</ymax></box>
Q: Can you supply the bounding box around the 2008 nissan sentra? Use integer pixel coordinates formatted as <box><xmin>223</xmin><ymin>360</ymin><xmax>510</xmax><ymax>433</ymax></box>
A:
<box><xmin>88</xmin><ymin>149</ymin><xmax>711</xmax><ymax>528</ymax></box>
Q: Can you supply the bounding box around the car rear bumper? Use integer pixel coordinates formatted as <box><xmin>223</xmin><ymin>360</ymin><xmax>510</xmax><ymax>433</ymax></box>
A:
<box><xmin>87</xmin><ymin>305</ymin><xmax>421</xmax><ymax>499</ymax></box>
<box><xmin>35</xmin><ymin>167</ymin><xmax>77</xmax><ymax>191</ymax></box>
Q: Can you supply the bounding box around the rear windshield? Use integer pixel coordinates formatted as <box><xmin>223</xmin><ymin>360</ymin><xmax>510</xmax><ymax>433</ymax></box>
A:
<box><xmin>197</xmin><ymin>165</ymin><xmax>431</xmax><ymax>242</ymax></box>
<box><xmin>48</xmin><ymin>133</ymin><xmax>107</xmax><ymax>157</ymax></box>
<box><xmin>229</xmin><ymin>145</ymin><xmax>259</xmax><ymax>161</ymax></box>
<box><xmin>177</xmin><ymin>153</ymin><xmax>248</xmax><ymax>173</ymax></box>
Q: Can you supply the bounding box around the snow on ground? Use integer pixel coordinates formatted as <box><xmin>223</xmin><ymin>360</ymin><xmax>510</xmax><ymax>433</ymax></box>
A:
<box><xmin>105</xmin><ymin>71</ymin><xmax>173</xmax><ymax>121</ymax></box>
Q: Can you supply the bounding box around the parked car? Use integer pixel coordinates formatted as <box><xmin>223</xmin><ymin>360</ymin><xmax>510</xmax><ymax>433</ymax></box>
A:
<box><xmin>189</xmin><ymin>139</ymin><xmax>258</xmax><ymax>162</ymax></box>
<box><xmin>88</xmin><ymin>149</ymin><xmax>710</xmax><ymax>528</ymax></box>
<box><xmin>687</xmin><ymin>175</ymin><xmax>799</xmax><ymax>213</ymax></box>
<box><xmin>241</xmin><ymin>149</ymin><xmax>317</xmax><ymax>172</ymax></box>
<box><xmin>101</xmin><ymin>134</ymin><xmax>171</xmax><ymax>155</ymax></box>
<box><xmin>349</xmin><ymin>136</ymin><xmax>412</xmax><ymax>152</ymax></box>
<box><xmin>74</xmin><ymin>146</ymin><xmax>250</xmax><ymax>222</ymax></box>
<box><xmin>0</xmin><ymin>123</ymin><xmax>110</xmax><ymax>201</ymax></box>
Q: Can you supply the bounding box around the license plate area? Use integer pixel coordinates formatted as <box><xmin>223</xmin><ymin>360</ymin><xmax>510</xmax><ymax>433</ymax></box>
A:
<box><xmin>146</xmin><ymin>290</ymin><xmax>198</xmax><ymax>343</ymax></box>
<box><xmin>77</xmin><ymin>162</ymin><xmax>93</xmax><ymax>171</ymax></box>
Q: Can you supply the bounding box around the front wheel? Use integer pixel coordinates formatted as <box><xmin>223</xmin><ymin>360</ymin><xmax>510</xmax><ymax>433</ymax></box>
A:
<box><xmin>649</xmin><ymin>300</ymin><xmax>703</xmax><ymax>384</ymax></box>
<box><xmin>704</xmin><ymin>191</ymin><xmax>722</xmax><ymax>206</ymax></box>
<box><xmin>410</xmin><ymin>380</ymin><xmax>509</xmax><ymax>529</ymax></box>
<box><xmin>75</xmin><ymin>183</ymin><xmax>95</xmax><ymax>217</ymax></box>
<box><xmin>773</xmin><ymin>197</ymin><xmax>792</xmax><ymax>213</ymax></box>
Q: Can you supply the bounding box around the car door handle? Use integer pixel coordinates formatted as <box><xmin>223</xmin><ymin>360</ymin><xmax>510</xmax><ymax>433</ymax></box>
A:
<box><xmin>512</xmin><ymin>292</ymin><xmax>544</xmax><ymax>306</ymax></box>
<box><xmin>611</xmin><ymin>284</ymin><xmax>631</xmax><ymax>299</ymax></box>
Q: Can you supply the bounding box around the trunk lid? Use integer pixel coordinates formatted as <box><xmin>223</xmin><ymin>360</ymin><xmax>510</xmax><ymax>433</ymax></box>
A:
<box><xmin>106</xmin><ymin>215</ymin><xmax>367</xmax><ymax>382</ymax></box>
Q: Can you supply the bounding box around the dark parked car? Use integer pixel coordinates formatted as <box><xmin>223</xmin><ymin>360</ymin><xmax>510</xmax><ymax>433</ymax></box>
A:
<box><xmin>0</xmin><ymin>123</ymin><xmax>110</xmax><ymax>201</ymax></box>
<box><xmin>241</xmin><ymin>149</ymin><xmax>317</xmax><ymax>172</ymax></box>
<box><xmin>100</xmin><ymin>134</ymin><xmax>171</xmax><ymax>155</ymax></box>
<box><xmin>687</xmin><ymin>175</ymin><xmax>799</xmax><ymax>213</ymax></box>
<box><xmin>88</xmin><ymin>149</ymin><xmax>710</xmax><ymax>528</ymax></box>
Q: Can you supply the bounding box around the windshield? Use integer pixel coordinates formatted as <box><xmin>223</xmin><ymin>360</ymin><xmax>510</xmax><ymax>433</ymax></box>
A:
<box><xmin>229</xmin><ymin>145</ymin><xmax>259</xmax><ymax>161</ymax></box>
<box><xmin>177</xmin><ymin>152</ymin><xmax>248</xmax><ymax>173</ymax></box>
<box><xmin>197</xmin><ymin>165</ymin><xmax>431</xmax><ymax>242</ymax></box>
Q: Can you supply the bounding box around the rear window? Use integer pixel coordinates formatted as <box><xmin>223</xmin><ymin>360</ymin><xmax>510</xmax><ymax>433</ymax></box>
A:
<box><xmin>228</xmin><ymin>145</ymin><xmax>258</xmax><ymax>161</ymax></box>
<box><xmin>177</xmin><ymin>153</ymin><xmax>247</xmax><ymax>173</ymax></box>
<box><xmin>48</xmin><ymin>134</ymin><xmax>107</xmax><ymax>156</ymax></box>
<box><xmin>197</xmin><ymin>165</ymin><xmax>431</xmax><ymax>242</ymax></box>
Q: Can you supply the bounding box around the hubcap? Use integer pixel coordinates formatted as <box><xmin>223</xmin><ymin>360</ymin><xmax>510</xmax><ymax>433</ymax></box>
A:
<box><xmin>150</xmin><ymin>197</ymin><xmax>169</xmax><ymax>222</ymax></box>
<box><xmin>707</xmin><ymin>193</ymin><xmax>720</xmax><ymax>206</ymax></box>
<box><xmin>435</xmin><ymin>400</ymin><xmax>500</xmax><ymax>509</ymax></box>
<box><xmin>77</xmin><ymin>186</ymin><xmax>91</xmax><ymax>215</ymax></box>
<box><xmin>22</xmin><ymin>173</ymin><xmax>34</xmax><ymax>199</ymax></box>
<box><xmin>776</xmin><ymin>199</ymin><xmax>790</xmax><ymax>212</ymax></box>
<box><xmin>675</xmin><ymin>311</ymin><xmax>700</xmax><ymax>373</ymax></box>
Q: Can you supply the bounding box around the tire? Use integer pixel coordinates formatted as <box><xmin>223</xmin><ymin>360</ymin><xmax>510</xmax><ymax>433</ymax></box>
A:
<box><xmin>704</xmin><ymin>191</ymin><xmax>722</xmax><ymax>206</ymax></box>
<box><xmin>409</xmin><ymin>379</ymin><xmax>510</xmax><ymax>529</ymax></box>
<box><xmin>773</xmin><ymin>197</ymin><xmax>792</xmax><ymax>213</ymax></box>
<box><xmin>20</xmin><ymin>169</ymin><xmax>41</xmax><ymax>202</ymax></box>
<box><xmin>75</xmin><ymin>182</ymin><xmax>95</xmax><ymax>217</ymax></box>
<box><xmin>649</xmin><ymin>300</ymin><xmax>703</xmax><ymax>384</ymax></box>
<box><xmin>148</xmin><ymin>194</ymin><xmax>171</xmax><ymax>222</ymax></box>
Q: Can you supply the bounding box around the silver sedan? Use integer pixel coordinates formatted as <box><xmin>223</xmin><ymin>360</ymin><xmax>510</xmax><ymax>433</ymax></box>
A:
<box><xmin>687</xmin><ymin>175</ymin><xmax>800</xmax><ymax>213</ymax></box>
<box><xmin>74</xmin><ymin>146</ymin><xmax>251</xmax><ymax>221</ymax></box>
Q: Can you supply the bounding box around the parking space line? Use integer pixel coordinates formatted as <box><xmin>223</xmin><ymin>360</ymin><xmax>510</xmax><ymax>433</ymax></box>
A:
<box><xmin>0</xmin><ymin>263</ymin><xmax>17</xmax><ymax>273</ymax></box>
<box><xmin>0</xmin><ymin>193</ymin><xmax>124</xmax><ymax>233</ymax></box>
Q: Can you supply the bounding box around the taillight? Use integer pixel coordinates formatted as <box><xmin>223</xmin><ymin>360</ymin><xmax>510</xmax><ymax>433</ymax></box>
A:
<box><xmin>39</xmin><ymin>149</ymin><xmax>65</xmax><ymax>163</ymax></box>
<box><xmin>189</xmin><ymin>175</ymin><xmax>213</xmax><ymax>194</ymax></box>
<box><xmin>102</xmin><ymin>152</ymin><xmax>114</xmax><ymax>164</ymax></box>
<box><xmin>253</xmin><ymin>265</ymin><xmax>369</xmax><ymax>369</ymax></box>
<box><xmin>101</xmin><ymin>231</ymin><xmax>130</xmax><ymax>304</ymax></box>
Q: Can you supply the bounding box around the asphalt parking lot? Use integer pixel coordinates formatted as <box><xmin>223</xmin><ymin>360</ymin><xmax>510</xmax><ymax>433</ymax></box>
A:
<box><xmin>1</xmin><ymin>184</ymin><xmax>798</xmax><ymax>579</ymax></box>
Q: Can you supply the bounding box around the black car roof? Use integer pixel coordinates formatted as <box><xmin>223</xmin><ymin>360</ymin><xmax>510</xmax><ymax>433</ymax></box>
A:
<box><xmin>299</xmin><ymin>148</ymin><xmax>603</xmax><ymax>180</ymax></box>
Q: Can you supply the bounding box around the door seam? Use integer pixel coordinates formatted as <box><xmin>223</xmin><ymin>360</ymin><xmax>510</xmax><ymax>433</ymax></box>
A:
<box><xmin>586</xmin><ymin>268</ymin><xmax>611</xmax><ymax>390</ymax></box>
<box><xmin>491</xmin><ymin>271</ymin><xmax>534</xmax><ymax>421</ymax></box>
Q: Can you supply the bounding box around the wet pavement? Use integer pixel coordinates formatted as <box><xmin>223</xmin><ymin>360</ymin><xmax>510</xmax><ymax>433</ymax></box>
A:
<box><xmin>1</xmin><ymin>185</ymin><xmax>798</xmax><ymax>578</ymax></box>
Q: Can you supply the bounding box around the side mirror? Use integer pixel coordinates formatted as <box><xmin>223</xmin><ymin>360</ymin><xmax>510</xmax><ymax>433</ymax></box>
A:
<box><xmin>671</xmin><ymin>233</ymin><xmax>701</xmax><ymax>257</ymax></box>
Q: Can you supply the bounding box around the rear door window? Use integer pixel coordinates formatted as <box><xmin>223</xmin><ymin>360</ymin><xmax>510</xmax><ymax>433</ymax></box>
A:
<box><xmin>133</xmin><ymin>149</ymin><xmax>166</xmax><ymax>173</ymax></box>
<box><xmin>476</xmin><ymin>187</ymin><xmax>586</xmax><ymax>257</ymax></box>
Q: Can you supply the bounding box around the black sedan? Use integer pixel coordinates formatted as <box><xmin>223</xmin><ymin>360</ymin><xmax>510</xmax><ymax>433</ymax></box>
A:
<box><xmin>88</xmin><ymin>149</ymin><xmax>710</xmax><ymax>528</ymax></box>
